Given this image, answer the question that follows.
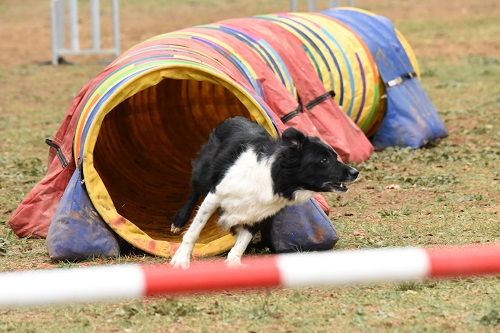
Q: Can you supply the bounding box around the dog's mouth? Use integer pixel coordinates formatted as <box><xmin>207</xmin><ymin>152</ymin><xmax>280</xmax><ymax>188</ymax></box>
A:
<box><xmin>324</xmin><ymin>182</ymin><xmax>349</xmax><ymax>192</ymax></box>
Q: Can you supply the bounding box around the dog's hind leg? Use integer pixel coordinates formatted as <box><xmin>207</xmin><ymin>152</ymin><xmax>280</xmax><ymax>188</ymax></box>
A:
<box><xmin>225</xmin><ymin>225</ymin><xmax>256</xmax><ymax>266</ymax></box>
<box><xmin>170</xmin><ymin>193</ymin><xmax>219</xmax><ymax>269</ymax></box>
<box><xmin>171</xmin><ymin>191</ymin><xmax>202</xmax><ymax>234</ymax></box>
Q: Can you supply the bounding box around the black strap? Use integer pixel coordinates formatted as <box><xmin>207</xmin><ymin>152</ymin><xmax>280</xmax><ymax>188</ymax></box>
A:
<box><xmin>281</xmin><ymin>104</ymin><xmax>302</xmax><ymax>123</ymax></box>
<box><xmin>281</xmin><ymin>90</ymin><xmax>336</xmax><ymax>123</ymax></box>
<box><xmin>305</xmin><ymin>90</ymin><xmax>335</xmax><ymax>110</ymax></box>
<box><xmin>45</xmin><ymin>138</ymin><xmax>68</xmax><ymax>168</ymax></box>
<box><xmin>386</xmin><ymin>71</ymin><xmax>417</xmax><ymax>88</ymax></box>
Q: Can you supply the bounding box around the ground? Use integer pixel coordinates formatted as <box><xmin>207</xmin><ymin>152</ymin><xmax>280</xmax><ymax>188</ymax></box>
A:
<box><xmin>0</xmin><ymin>0</ymin><xmax>499</xmax><ymax>332</ymax></box>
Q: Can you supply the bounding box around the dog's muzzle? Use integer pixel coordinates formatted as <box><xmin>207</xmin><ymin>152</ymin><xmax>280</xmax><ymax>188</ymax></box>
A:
<box><xmin>324</xmin><ymin>167</ymin><xmax>359</xmax><ymax>193</ymax></box>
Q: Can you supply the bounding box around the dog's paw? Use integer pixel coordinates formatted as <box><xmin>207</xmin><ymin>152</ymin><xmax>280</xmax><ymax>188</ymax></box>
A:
<box><xmin>170</xmin><ymin>253</ymin><xmax>191</xmax><ymax>269</ymax></box>
<box><xmin>225</xmin><ymin>255</ymin><xmax>243</xmax><ymax>268</ymax></box>
<box><xmin>170</xmin><ymin>225</ymin><xmax>182</xmax><ymax>234</ymax></box>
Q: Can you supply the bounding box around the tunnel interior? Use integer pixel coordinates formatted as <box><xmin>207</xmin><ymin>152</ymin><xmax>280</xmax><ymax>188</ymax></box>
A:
<box><xmin>93</xmin><ymin>78</ymin><xmax>253</xmax><ymax>244</ymax></box>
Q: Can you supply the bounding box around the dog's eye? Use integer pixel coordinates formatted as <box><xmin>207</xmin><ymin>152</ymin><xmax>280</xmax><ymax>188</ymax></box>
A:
<box><xmin>320</xmin><ymin>157</ymin><xmax>329</xmax><ymax>164</ymax></box>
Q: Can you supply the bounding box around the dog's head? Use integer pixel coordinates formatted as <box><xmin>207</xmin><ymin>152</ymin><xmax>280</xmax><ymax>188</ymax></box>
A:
<box><xmin>278</xmin><ymin>127</ymin><xmax>359</xmax><ymax>194</ymax></box>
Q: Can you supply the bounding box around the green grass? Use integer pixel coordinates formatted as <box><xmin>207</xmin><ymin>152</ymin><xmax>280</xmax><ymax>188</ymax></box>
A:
<box><xmin>0</xmin><ymin>0</ymin><xmax>499</xmax><ymax>332</ymax></box>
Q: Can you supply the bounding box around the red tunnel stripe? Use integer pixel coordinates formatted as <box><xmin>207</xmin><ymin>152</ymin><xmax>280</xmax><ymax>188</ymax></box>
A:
<box><xmin>427</xmin><ymin>243</ymin><xmax>500</xmax><ymax>278</ymax></box>
<box><xmin>142</xmin><ymin>256</ymin><xmax>281</xmax><ymax>296</ymax></box>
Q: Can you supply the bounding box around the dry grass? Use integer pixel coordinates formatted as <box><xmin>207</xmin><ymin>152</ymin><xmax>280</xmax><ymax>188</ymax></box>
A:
<box><xmin>0</xmin><ymin>0</ymin><xmax>499</xmax><ymax>332</ymax></box>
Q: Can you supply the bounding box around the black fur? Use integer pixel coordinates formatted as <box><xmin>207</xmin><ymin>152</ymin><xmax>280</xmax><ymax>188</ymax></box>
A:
<box><xmin>272</xmin><ymin>127</ymin><xmax>359</xmax><ymax>199</ymax></box>
<box><xmin>171</xmin><ymin>116</ymin><xmax>358</xmax><ymax>232</ymax></box>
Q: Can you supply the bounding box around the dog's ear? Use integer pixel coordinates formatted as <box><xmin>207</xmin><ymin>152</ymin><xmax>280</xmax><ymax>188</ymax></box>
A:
<box><xmin>282</xmin><ymin>127</ymin><xmax>306</xmax><ymax>148</ymax></box>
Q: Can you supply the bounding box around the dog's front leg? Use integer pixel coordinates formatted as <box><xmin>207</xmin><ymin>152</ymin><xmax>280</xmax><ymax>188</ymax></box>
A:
<box><xmin>170</xmin><ymin>193</ymin><xmax>219</xmax><ymax>269</ymax></box>
<box><xmin>226</xmin><ymin>226</ymin><xmax>254</xmax><ymax>267</ymax></box>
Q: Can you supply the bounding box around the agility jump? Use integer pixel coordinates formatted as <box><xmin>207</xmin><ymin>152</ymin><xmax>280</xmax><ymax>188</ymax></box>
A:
<box><xmin>1</xmin><ymin>244</ymin><xmax>498</xmax><ymax>308</ymax></box>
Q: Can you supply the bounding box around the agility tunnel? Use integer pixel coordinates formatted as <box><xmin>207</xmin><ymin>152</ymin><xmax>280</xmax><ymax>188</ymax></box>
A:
<box><xmin>1</xmin><ymin>244</ymin><xmax>499</xmax><ymax>307</ymax></box>
<box><xmin>8</xmin><ymin>8</ymin><xmax>447</xmax><ymax>261</ymax></box>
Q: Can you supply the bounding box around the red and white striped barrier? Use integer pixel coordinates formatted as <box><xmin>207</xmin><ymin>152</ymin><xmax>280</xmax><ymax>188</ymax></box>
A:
<box><xmin>1</xmin><ymin>244</ymin><xmax>499</xmax><ymax>307</ymax></box>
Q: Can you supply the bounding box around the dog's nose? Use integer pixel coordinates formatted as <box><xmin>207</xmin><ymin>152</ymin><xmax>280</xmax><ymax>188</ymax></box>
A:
<box><xmin>348</xmin><ymin>167</ymin><xmax>359</xmax><ymax>180</ymax></box>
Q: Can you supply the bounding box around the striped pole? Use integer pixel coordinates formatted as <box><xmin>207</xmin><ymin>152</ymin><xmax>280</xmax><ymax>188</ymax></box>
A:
<box><xmin>1</xmin><ymin>244</ymin><xmax>498</xmax><ymax>307</ymax></box>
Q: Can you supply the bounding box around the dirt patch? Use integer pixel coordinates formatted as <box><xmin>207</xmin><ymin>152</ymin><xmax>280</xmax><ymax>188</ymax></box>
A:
<box><xmin>1</xmin><ymin>0</ymin><xmax>499</xmax><ymax>66</ymax></box>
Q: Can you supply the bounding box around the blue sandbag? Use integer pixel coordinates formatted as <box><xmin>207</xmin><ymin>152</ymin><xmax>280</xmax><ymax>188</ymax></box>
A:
<box><xmin>323</xmin><ymin>8</ymin><xmax>447</xmax><ymax>149</ymax></box>
<box><xmin>46</xmin><ymin>168</ymin><xmax>120</xmax><ymax>261</ymax></box>
<box><xmin>262</xmin><ymin>199</ymin><xmax>338</xmax><ymax>253</ymax></box>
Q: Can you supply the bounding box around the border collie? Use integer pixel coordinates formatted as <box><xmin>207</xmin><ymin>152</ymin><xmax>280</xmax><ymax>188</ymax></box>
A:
<box><xmin>170</xmin><ymin>116</ymin><xmax>358</xmax><ymax>268</ymax></box>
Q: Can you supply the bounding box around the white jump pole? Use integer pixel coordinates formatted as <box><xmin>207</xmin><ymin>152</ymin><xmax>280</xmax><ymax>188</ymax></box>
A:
<box><xmin>51</xmin><ymin>0</ymin><xmax>121</xmax><ymax>65</ymax></box>
<box><xmin>0</xmin><ymin>244</ymin><xmax>498</xmax><ymax>308</ymax></box>
<box><xmin>307</xmin><ymin>0</ymin><xmax>316</xmax><ymax>11</ymax></box>
<box><xmin>90</xmin><ymin>0</ymin><xmax>101</xmax><ymax>51</ymax></box>
<box><xmin>69</xmin><ymin>0</ymin><xmax>80</xmax><ymax>52</ymax></box>
<box><xmin>51</xmin><ymin>0</ymin><xmax>65</xmax><ymax>65</ymax></box>
<box><xmin>111</xmin><ymin>0</ymin><xmax>120</xmax><ymax>56</ymax></box>
<box><xmin>290</xmin><ymin>0</ymin><xmax>316</xmax><ymax>11</ymax></box>
<box><xmin>290</xmin><ymin>0</ymin><xmax>356</xmax><ymax>12</ymax></box>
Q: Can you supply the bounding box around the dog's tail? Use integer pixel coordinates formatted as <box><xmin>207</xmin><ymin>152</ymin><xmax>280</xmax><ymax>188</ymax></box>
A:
<box><xmin>170</xmin><ymin>191</ymin><xmax>201</xmax><ymax>234</ymax></box>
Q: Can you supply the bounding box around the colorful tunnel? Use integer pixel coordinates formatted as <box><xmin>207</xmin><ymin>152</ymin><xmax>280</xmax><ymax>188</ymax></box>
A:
<box><xmin>8</xmin><ymin>8</ymin><xmax>446</xmax><ymax>260</ymax></box>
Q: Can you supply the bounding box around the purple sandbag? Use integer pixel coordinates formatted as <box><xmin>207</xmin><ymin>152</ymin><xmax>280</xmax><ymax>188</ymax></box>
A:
<box><xmin>46</xmin><ymin>168</ymin><xmax>120</xmax><ymax>261</ymax></box>
<box><xmin>262</xmin><ymin>199</ymin><xmax>338</xmax><ymax>253</ymax></box>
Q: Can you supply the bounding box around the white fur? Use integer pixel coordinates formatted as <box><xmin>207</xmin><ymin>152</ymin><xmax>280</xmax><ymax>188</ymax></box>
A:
<box><xmin>170</xmin><ymin>148</ymin><xmax>313</xmax><ymax>269</ymax></box>
<box><xmin>215</xmin><ymin>149</ymin><xmax>312</xmax><ymax>229</ymax></box>
<box><xmin>170</xmin><ymin>193</ymin><xmax>218</xmax><ymax>269</ymax></box>
<box><xmin>225</xmin><ymin>227</ymin><xmax>253</xmax><ymax>266</ymax></box>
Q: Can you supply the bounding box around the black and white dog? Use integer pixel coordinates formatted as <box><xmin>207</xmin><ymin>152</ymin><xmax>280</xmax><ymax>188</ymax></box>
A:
<box><xmin>170</xmin><ymin>116</ymin><xmax>358</xmax><ymax>268</ymax></box>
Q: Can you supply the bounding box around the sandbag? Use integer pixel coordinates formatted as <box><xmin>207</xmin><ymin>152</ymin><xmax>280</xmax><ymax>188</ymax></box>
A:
<box><xmin>323</xmin><ymin>8</ymin><xmax>447</xmax><ymax>148</ymax></box>
<box><xmin>262</xmin><ymin>199</ymin><xmax>338</xmax><ymax>253</ymax></box>
<box><xmin>47</xmin><ymin>168</ymin><xmax>120</xmax><ymax>261</ymax></box>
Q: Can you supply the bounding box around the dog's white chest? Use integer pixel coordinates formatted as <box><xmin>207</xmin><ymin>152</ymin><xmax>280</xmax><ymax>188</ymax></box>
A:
<box><xmin>214</xmin><ymin>149</ymin><xmax>310</xmax><ymax>229</ymax></box>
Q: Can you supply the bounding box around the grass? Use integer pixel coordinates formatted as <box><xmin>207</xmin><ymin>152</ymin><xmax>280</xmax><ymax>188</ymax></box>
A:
<box><xmin>0</xmin><ymin>0</ymin><xmax>499</xmax><ymax>332</ymax></box>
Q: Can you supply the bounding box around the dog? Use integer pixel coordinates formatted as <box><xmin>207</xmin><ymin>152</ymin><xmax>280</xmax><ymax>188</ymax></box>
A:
<box><xmin>170</xmin><ymin>116</ymin><xmax>358</xmax><ymax>268</ymax></box>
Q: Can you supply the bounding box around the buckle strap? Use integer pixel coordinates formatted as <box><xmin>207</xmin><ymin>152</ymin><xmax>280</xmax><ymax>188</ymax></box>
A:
<box><xmin>306</xmin><ymin>90</ymin><xmax>335</xmax><ymax>109</ymax></box>
<box><xmin>280</xmin><ymin>104</ymin><xmax>302</xmax><ymax>123</ymax></box>
<box><xmin>281</xmin><ymin>90</ymin><xmax>336</xmax><ymax>123</ymax></box>
<box><xmin>45</xmin><ymin>139</ymin><xmax>68</xmax><ymax>168</ymax></box>
<box><xmin>386</xmin><ymin>71</ymin><xmax>417</xmax><ymax>88</ymax></box>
